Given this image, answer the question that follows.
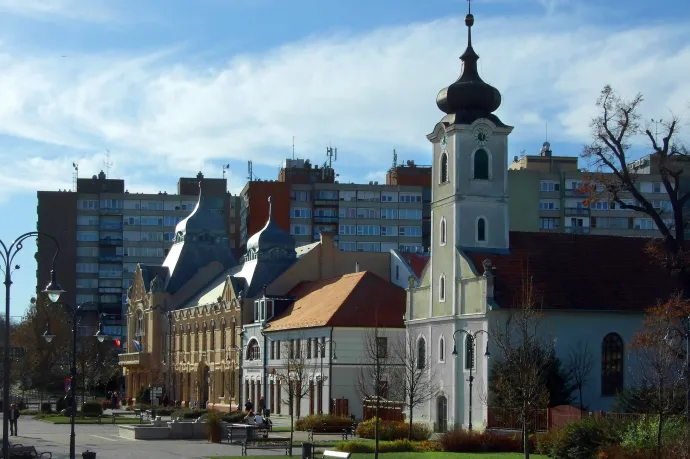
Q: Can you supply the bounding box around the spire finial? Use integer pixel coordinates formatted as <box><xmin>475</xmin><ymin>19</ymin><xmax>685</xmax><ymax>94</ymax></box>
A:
<box><xmin>468</xmin><ymin>0</ymin><xmax>472</xmax><ymax>14</ymax></box>
<box><xmin>465</xmin><ymin>0</ymin><xmax>475</xmax><ymax>47</ymax></box>
<box><xmin>268</xmin><ymin>196</ymin><xmax>273</xmax><ymax>219</ymax></box>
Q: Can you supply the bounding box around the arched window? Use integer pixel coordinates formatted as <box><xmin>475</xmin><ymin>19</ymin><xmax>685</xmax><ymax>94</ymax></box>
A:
<box><xmin>473</xmin><ymin>149</ymin><xmax>489</xmax><ymax>180</ymax></box>
<box><xmin>221</xmin><ymin>319</ymin><xmax>227</xmax><ymax>349</ymax></box>
<box><xmin>135</xmin><ymin>310</ymin><xmax>144</xmax><ymax>337</ymax></box>
<box><xmin>247</xmin><ymin>339</ymin><xmax>260</xmax><ymax>361</ymax></box>
<box><xmin>602</xmin><ymin>333</ymin><xmax>624</xmax><ymax>395</ymax></box>
<box><xmin>202</xmin><ymin>323</ymin><xmax>207</xmax><ymax>351</ymax></box>
<box><xmin>417</xmin><ymin>338</ymin><xmax>426</xmax><ymax>370</ymax></box>
<box><xmin>194</xmin><ymin>324</ymin><xmax>199</xmax><ymax>351</ymax></box>
<box><xmin>439</xmin><ymin>336</ymin><xmax>446</xmax><ymax>363</ymax></box>
<box><xmin>211</xmin><ymin>321</ymin><xmax>216</xmax><ymax>350</ymax></box>
<box><xmin>439</xmin><ymin>275</ymin><xmax>446</xmax><ymax>302</ymax></box>
<box><xmin>440</xmin><ymin>217</ymin><xmax>447</xmax><ymax>246</ymax></box>
<box><xmin>464</xmin><ymin>335</ymin><xmax>475</xmax><ymax>370</ymax></box>
<box><xmin>440</xmin><ymin>152</ymin><xmax>449</xmax><ymax>183</ymax></box>
<box><xmin>186</xmin><ymin>325</ymin><xmax>191</xmax><ymax>351</ymax></box>
<box><xmin>477</xmin><ymin>218</ymin><xmax>487</xmax><ymax>242</ymax></box>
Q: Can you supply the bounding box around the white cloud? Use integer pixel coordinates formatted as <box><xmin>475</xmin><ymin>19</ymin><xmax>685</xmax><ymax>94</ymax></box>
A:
<box><xmin>0</xmin><ymin>11</ymin><xmax>689</xmax><ymax>201</ymax></box>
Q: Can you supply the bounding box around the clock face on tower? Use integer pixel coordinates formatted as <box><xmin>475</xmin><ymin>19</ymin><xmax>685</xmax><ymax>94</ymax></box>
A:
<box><xmin>473</xmin><ymin>126</ymin><xmax>491</xmax><ymax>146</ymax></box>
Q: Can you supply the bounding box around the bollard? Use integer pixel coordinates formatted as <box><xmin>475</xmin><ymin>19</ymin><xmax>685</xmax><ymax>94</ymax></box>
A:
<box><xmin>82</xmin><ymin>450</ymin><xmax>96</xmax><ymax>459</ymax></box>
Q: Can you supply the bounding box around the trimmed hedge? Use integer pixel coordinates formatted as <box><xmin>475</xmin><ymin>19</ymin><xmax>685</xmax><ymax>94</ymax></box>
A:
<box><xmin>295</xmin><ymin>414</ymin><xmax>353</xmax><ymax>431</ymax></box>
<box><xmin>355</xmin><ymin>417</ymin><xmax>431</xmax><ymax>441</ymax></box>
<box><xmin>81</xmin><ymin>401</ymin><xmax>104</xmax><ymax>417</ymax></box>
<box><xmin>222</xmin><ymin>411</ymin><xmax>246</xmax><ymax>424</ymax></box>
<box><xmin>40</xmin><ymin>402</ymin><xmax>52</xmax><ymax>414</ymax></box>
<box><xmin>172</xmin><ymin>408</ymin><xmax>208</xmax><ymax>420</ymax></box>
<box><xmin>438</xmin><ymin>429</ymin><xmax>525</xmax><ymax>453</ymax></box>
<box><xmin>336</xmin><ymin>439</ymin><xmax>415</xmax><ymax>453</ymax></box>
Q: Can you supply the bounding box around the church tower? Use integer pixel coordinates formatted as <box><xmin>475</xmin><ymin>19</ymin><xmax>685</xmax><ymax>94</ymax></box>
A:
<box><xmin>428</xmin><ymin>4</ymin><xmax>513</xmax><ymax>261</ymax></box>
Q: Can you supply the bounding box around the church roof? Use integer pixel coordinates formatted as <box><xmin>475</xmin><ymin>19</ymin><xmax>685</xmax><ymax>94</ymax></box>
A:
<box><xmin>400</xmin><ymin>253</ymin><xmax>430</xmax><ymax>279</ymax></box>
<box><xmin>435</xmin><ymin>7</ymin><xmax>504</xmax><ymax>126</ymax></box>
<box><xmin>264</xmin><ymin>271</ymin><xmax>406</xmax><ymax>332</ymax></box>
<box><xmin>463</xmin><ymin>232</ymin><xmax>679</xmax><ymax>311</ymax></box>
<box><xmin>246</xmin><ymin>196</ymin><xmax>295</xmax><ymax>256</ymax></box>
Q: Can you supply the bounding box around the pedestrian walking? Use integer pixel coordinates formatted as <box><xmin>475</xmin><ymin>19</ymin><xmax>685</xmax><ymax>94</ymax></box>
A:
<box><xmin>9</xmin><ymin>403</ymin><xmax>20</xmax><ymax>436</ymax></box>
<box><xmin>258</xmin><ymin>396</ymin><xmax>265</xmax><ymax>416</ymax></box>
<box><xmin>244</xmin><ymin>399</ymin><xmax>253</xmax><ymax>414</ymax></box>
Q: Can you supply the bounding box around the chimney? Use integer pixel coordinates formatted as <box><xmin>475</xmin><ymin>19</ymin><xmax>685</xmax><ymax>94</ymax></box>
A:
<box><xmin>355</xmin><ymin>262</ymin><xmax>360</xmax><ymax>273</ymax></box>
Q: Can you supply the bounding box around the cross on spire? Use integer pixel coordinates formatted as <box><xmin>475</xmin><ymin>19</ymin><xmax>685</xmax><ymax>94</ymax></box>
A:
<box><xmin>468</xmin><ymin>0</ymin><xmax>472</xmax><ymax>14</ymax></box>
<box><xmin>268</xmin><ymin>196</ymin><xmax>273</xmax><ymax>219</ymax></box>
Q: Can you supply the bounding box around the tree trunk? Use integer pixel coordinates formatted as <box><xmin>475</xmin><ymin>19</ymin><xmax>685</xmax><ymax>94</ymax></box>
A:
<box><xmin>578</xmin><ymin>385</ymin><xmax>583</xmax><ymax>410</ymax></box>
<box><xmin>408</xmin><ymin>404</ymin><xmax>413</xmax><ymax>440</ymax></box>
<box><xmin>523</xmin><ymin>401</ymin><xmax>530</xmax><ymax>459</ymax></box>
<box><xmin>289</xmin><ymin>413</ymin><xmax>294</xmax><ymax>457</ymax></box>
<box><xmin>656</xmin><ymin>412</ymin><xmax>664</xmax><ymax>459</ymax></box>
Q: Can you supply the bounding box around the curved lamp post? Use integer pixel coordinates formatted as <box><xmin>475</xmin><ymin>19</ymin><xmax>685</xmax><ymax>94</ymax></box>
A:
<box><xmin>452</xmin><ymin>329</ymin><xmax>490</xmax><ymax>431</ymax></box>
<box><xmin>43</xmin><ymin>299</ymin><xmax>108</xmax><ymax>459</ymax></box>
<box><xmin>1</xmin><ymin>231</ymin><xmax>60</xmax><ymax>459</ymax></box>
<box><xmin>314</xmin><ymin>339</ymin><xmax>337</xmax><ymax>414</ymax></box>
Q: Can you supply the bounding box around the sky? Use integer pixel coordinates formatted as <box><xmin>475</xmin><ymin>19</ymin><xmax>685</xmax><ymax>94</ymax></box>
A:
<box><xmin>0</xmin><ymin>0</ymin><xmax>689</xmax><ymax>317</ymax></box>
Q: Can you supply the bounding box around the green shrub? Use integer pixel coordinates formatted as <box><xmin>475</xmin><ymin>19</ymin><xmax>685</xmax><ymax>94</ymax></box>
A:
<box><xmin>40</xmin><ymin>402</ymin><xmax>53</xmax><ymax>414</ymax></box>
<box><xmin>437</xmin><ymin>429</ymin><xmax>522</xmax><ymax>453</ymax></box>
<box><xmin>221</xmin><ymin>411</ymin><xmax>246</xmax><ymax>423</ymax></box>
<box><xmin>335</xmin><ymin>439</ymin><xmax>416</xmax><ymax>453</ymax></box>
<box><xmin>81</xmin><ymin>401</ymin><xmax>104</xmax><ymax>417</ymax></box>
<box><xmin>621</xmin><ymin>415</ymin><xmax>686</xmax><ymax>451</ymax></box>
<box><xmin>136</xmin><ymin>387</ymin><xmax>151</xmax><ymax>404</ymax></box>
<box><xmin>19</xmin><ymin>410</ymin><xmax>39</xmax><ymax>415</ymax></box>
<box><xmin>548</xmin><ymin>417</ymin><xmax>621</xmax><ymax>459</ymax></box>
<box><xmin>295</xmin><ymin>414</ymin><xmax>353</xmax><ymax>431</ymax></box>
<box><xmin>172</xmin><ymin>408</ymin><xmax>207</xmax><ymax>419</ymax></box>
<box><xmin>154</xmin><ymin>407</ymin><xmax>175</xmax><ymax>416</ymax></box>
<box><xmin>354</xmin><ymin>417</ymin><xmax>431</xmax><ymax>441</ymax></box>
<box><xmin>56</xmin><ymin>397</ymin><xmax>67</xmax><ymax>412</ymax></box>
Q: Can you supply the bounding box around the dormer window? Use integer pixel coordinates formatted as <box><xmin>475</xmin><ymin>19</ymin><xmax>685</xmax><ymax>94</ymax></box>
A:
<box><xmin>253</xmin><ymin>298</ymin><xmax>274</xmax><ymax>323</ymax></box>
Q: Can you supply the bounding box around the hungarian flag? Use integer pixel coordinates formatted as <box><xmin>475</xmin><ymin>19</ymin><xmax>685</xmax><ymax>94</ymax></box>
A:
<box><xmin>114</xmin><ymin>338</ymin><xmax>121</xmax><ymax>347</ymax></box>
<box><xmin>132</xmin><ymin>340</ymin><xmax>142</xmax><ymax>352</ymax></box>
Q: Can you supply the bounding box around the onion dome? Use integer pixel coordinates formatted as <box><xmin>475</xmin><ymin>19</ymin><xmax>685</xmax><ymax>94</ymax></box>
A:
<box><xmin>436</xmin><ymin>9</ymin><xmax>502</xmax><ymax>124</ymax></box>
<box><xmin>246</xmin><ymin>196</ymin><xmax>295</xmax><ymax>254</ymax></box>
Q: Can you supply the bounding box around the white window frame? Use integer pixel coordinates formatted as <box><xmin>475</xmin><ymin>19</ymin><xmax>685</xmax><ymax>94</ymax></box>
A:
<box><xmin>475</xmin><ymin>216</ymin><xmax>488</xmax><ymax>243</ymax></box>
<box><xmin>440</xmin><ymin>217</ymin><xmax>447</xmax><ymax>246</ymax></box>
<box><xmin>439</xmin><ymin>274</ymin><xmax>446</xmax><ymax>303</ymax></box>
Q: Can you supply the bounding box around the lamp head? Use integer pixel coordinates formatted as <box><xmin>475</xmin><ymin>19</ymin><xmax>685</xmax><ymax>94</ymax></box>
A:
<box><xmin>95</xmin><ymin>321</ymin><xmax>108</xmax><ymax>343</ymax></box>
<box><xmin>43</xmin><ymin>330</ymin><xmax>55</xmax><ymax>343</ymax></box>
<box><xmin>43</xmin><ymin>270</ymin><xmax>65</xmax><ymax>304</ymax></box>
<box><xmin>452</xmin><ymin>344</ymin><xmax>458</xmax><ymax>357</ymax></box>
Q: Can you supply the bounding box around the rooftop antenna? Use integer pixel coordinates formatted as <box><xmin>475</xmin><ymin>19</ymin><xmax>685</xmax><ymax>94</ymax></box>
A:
<box><xmin>326</xmin><ymin>146</ymin><xmax>338</xmax><ymax>168</ymax></box>
<box><xmin>103</xmin><ymin>149</ymin><xmax>112</xmax><ymax>177</ymax></box>
<box><xmin>247</xmin><ymin>160</ymin><xmax>253</xmax><ymax>182</ymax></box>
<box><xmin>392</xmin><ymin>149</ymin><xmax>397</xmax><ymax>169</ymax></box>
<box><xmin>72</xmin><ymin>162</ymin><xmax>78</xmax><ymax>192</ymax></box>
<box><xmin>545</xmin><ymin>122</ymin><xmax>548</xmax><ymax>143</ymax></box>
<box><xmin>222</xmin><ymin>164</ymin><xmax>230</xmax><ymax>179</ymax></box>
<box><xmin>651</xmin><ymin>118</ymin><xmax>663</xmax><ymax>145</ymax></box>
<box><xmin>292</xmin><ymin>136</ymin><xmax>295</xmax><ymax>160</ymax></box>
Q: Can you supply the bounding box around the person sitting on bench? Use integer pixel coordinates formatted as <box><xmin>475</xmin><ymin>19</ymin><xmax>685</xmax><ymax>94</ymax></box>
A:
<box><xmin>243</xmin><ymin>411</ymin><xmax>256</xmax><ymax>424</ymax></box>
<box><xmin>254</xmin><ymin>412</ymin><xmax>265</xmax><ymax>426</ymax></box>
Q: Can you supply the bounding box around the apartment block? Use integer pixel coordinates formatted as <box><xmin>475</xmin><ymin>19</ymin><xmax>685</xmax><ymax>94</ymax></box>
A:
<box><xmin>508</xmin><ymin>145</ymin><xmax>682</xmax><ymax>236</ymax></box>
<box><xmin>240</xmin><ymin>158</ymin><xmax>431</xmax><ymax>254</ymax></box>
<box><xmin>37</xmin><ymin>171</ymin><xmax>240</xmax><ymax>339</ymax></box>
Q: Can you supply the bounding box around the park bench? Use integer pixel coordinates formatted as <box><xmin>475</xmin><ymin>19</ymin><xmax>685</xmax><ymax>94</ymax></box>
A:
<box><xmin>323</xmin><ymin>451</ymin><xmax>351</xmax><ymax>459</ymax></box>
<box><xmin>308</xmin><ymin>424</ymin><xmax>354</xmax><ymax>441</ymax></box>
<box><xmin>1</xmin><ymin>445</ymin><xmax>52</xmax><ymax>458</ymax></box>
<box><xmin>239</xmin><ymin>436</ymin><xmax>290</xmax><ymax>456</ymax></box>
<box><xmin>227</xmin><ymin>424</ymin><xmax>270</xmax><ymax>443</ymax></box>
<box><xmin>97</xmin><ymin>414</ymin><xmax>118</xmax><ymax>425</ymax></box>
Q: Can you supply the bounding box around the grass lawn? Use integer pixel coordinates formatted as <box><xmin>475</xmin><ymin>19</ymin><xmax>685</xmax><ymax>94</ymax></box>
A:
<box><xmin>210</xmin><ymin>454</ymin><xmax>547</xmax><ymax>459</ymax></box>
<box><xmin>36</xmin><ymin>414</ymin><xmax>151</xmax><ymax>425</ymax></box>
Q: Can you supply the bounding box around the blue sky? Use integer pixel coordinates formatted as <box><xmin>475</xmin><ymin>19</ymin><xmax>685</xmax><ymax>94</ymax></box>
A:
<box><xmin>1</xmin><ymin>0</ymin><xmax>689</xmax><ymax>317</ymax></box>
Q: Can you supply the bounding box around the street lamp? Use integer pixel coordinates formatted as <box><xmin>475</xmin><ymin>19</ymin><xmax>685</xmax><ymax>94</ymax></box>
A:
<box><xmin>315</xmin><ymin>339</ymin><xmax>337</xmax><ymax>414</ymax></box>
<box><xmin>1</xmin><ymin>231</ymin><xmax>59</xmax><ymax>459</ymax></box>
<box><xmin>43</xmin><ymin>300</ymin><xmax>109</xmax><ymax>459</ymax></box>
<box><xmin>452</xmin><ymin>329</ymin><xmax>489</xmax><ymax>431</ymax></box>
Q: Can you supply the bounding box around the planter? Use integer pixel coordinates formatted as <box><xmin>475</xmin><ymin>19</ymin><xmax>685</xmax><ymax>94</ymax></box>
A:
<box><xmin>208</xmin><ymin>426</ymin><xmax>222</xmax><ymax>443</ymax></box>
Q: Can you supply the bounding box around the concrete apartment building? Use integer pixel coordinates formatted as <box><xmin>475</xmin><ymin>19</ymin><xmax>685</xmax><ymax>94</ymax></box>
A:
<box><xmin>508</xmin><ymin>144</ymin><xmax>679</xmax><ymax>236</ymax></box>
<box><xmin>36</xmin><ymin>171</ymin><xmax>241</xmax><ymax>339</ymax></box>
<box><xmin>240</xmin><ymin>158</ymin><xmax>432</xmax><ymax>254</ymax></box>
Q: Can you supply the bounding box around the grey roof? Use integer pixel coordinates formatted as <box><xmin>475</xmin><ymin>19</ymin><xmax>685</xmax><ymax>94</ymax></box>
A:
<box><xmin>140</xmin><ymin>265</ymin><xmax>169</xmax><ymax>293</ymax></box>
<box><xmin>245</xmin><ymin>197</ymin><xmax>296</xmax><ymax>258</ymax></box>
<box><xmin>162</xmin><ymin>182</ymin><xmax>238</xmax><ymax>294</ymax></box>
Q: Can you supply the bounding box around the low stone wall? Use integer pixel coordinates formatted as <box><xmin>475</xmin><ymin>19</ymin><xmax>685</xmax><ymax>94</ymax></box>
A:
<box><xmin>117</xmin><ymin>418</ymin><xmax>209</xmax><ymax>441</ymax></box>
<box><xmin>118</xmin><ymin>425</ymin><xmax>170</xmax><ymax>440</ymax></box>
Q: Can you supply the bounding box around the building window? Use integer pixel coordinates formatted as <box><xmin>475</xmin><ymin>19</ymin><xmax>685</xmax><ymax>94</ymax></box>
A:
<box><xmin>476</xmin><ymin>217</ymin><xmax>487</xmax><ymax>242</ymax></box>
<box><xmin>221</xmin><ymin>321</ymin><xmax>226</xmax><ymax>350</ymax></box>
<box><xmin>440</xmin><ymin>217</ymin><xmax>447</xmax><ymax>246</ymax></box>
<box><xmin>439</xmin><ymin>336</ymin><xmax>445</xmax><ymax>363</ymax></box>
<box><xmin>601</xmin><ymin>333</ymin><xmax>624</xmax><ymax>396</ymax></box>
<box><xmin>440</xmin><ymin>152</ymin><xmax>449</xmax><ymax>183</ymax></box>
<box><xmin>439</xmin><ymin>275</ymin><xmax>446</xmax><ymax>302</ymax></box>
<box><xmin>210</xmin><ymin>322</ymin><xmax>216</xmax><ymax>350</ymax></box>
<box><xmin>417</xmin><ymin>337</ymin><xmax>426</xmax><ymax>370</ymax></box>
<box><xmin>247</xmin><ymin>339</ymin><xmax>260</xmax><ymax>361</ymax></box>
<box><xmin>465</xmin><ymin>335</ymin><xmax>475</xmax><ymax>371</ymax></box>
<box><xmin>473</xmin><ymin>149</ymin><xmax>489</xmax><ymax>180</ymax></box>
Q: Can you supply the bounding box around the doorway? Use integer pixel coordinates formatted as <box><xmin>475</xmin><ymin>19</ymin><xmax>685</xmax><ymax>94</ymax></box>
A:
<box><xmin>436</xmin><ymin>396</ymin><xmax>448</xmax><ymax>432</ymax></box>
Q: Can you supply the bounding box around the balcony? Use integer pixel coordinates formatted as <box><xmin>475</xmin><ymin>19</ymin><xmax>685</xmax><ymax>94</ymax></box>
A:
<box><xmin>99</xmin><ymin>237</ymin><xmax>123</xmax><ymax>246</ymax></box>
<box><xmin>565</xmin><ymin>189</ymin><xmax>588</xmax><ymax>197</ymax></box>
<box><xmin>313</xmin><ymin>216</ymin><xmax>339</xmax><ymax>224</ymax></box>
<box><xmin>99</xmin><ymin>255</ymin><xmax>123</xmax><ymax>263</ymax></box>
<box><xmin>564</xmin><ymin>207</ymin><xmax>590</xmax><ymax>216</ymax></box>
<box><xmin>119</xmin><ymin>352</ymin><xmax>150</xmax><ymax>367</ymax></box>
<box><xmin>99</xmin><ymin>208</ymin><xmax>123</xmax><ymax>216</ymax></box>
<box><xmin>100</xmin><ymin>223</ymin><xmax>123</xmax><ymax>231</ymax></box>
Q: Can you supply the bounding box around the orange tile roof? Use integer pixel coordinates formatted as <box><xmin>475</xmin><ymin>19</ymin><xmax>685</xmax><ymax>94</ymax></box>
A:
<box><xmin>265</xmin><ymin>271</ymin><xmax>406</xmax><ymax>332</ymax></box>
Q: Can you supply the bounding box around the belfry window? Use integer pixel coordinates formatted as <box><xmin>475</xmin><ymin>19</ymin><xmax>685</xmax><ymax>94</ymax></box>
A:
<box><xmin>473</xmin><ymin>149</ymin><xmax>489</xmax><ymax>180</ymax></box>
<box><xmin>440</xmin><ymin>217</ymin><xmax>447</xmax><ymax>246</ymax></box>
<box><xmin>477</xmin><ymin>218</ymin><xmax>487</xmax><ymax>242</ymax></box>
<box><xmin>440</xmin><ymin>152</ymin><xmax>449</xmax><ymax>183</ymax></box>
<box><xmin>601</xmin><ymin>333</ymin><xmax>624</xmax><ymax>395</ymax></box>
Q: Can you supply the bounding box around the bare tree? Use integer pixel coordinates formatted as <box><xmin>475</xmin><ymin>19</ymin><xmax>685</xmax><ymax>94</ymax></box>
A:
<box><xmin>390</xmin><ymin>334</ymin><xmax>440</xmax><ymax>440</ymax></box>
<box><xmin>490</xmin><ymin>275</ymin><xmax>553</xmax><ymax>459</ymax></box>
<box><xmin>582</xmin><ymin>85</ymin><xmax>690</xmax><ymax>291</ymax></box>
<box><xmin>567</xmin><ymin>341</ymin><xmax>593</xmax><ymax>410</ymax></box>
<box><xmin>357</xmin><ymin>328</ymin><xmax>399</xmax><ymax>459</ymax></box>
<box><xmin>274</xmin><ymin>338</ymin><xmax>314</xmax><ymax>456</ymax></box>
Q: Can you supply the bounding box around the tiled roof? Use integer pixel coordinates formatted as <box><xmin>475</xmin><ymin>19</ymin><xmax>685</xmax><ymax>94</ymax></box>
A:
<box><xmin>402</xmin><ymin>253</ymin><xmax>430</xmax><ymax>279</ymax></box>
<box><xmin>265</xmin><ymin>271</ymin><xmax>406</xmax><ymax>331</ymax></box>
<box><xmin>464</xmin><ymin>232</ymin><xmax>677</xmax><ymax>311</ymax></box>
